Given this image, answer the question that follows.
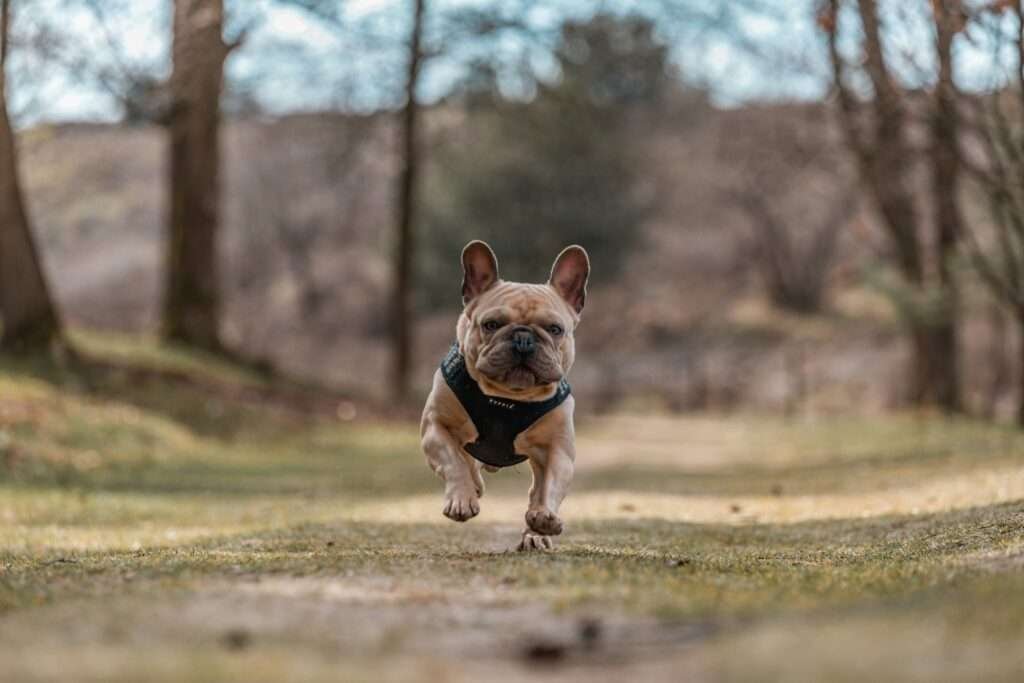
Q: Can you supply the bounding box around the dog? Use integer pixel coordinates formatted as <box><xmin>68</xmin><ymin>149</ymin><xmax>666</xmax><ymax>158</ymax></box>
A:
<box><xmin>420</xmin><ymin>240</ymin><xmax>589</xmax><ymax>551</ymax></box>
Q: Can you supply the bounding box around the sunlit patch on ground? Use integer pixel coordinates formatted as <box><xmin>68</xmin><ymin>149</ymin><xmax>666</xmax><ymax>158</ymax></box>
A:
<box><xmin>347</xmin><ymin>461</ymin><xmax>1024</xmax><ymax>527</ymax></box>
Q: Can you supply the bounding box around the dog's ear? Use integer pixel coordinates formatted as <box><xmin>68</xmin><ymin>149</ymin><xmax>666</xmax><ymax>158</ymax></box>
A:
<box><xmin>462</xmin><ymin>241</ymin><xmax>500</xmax><ymax>305</ymax></box>
<box><xmin>549</xmin><ymin>245</ymin><xmax>590</xmax><ymax>314</ymax></box>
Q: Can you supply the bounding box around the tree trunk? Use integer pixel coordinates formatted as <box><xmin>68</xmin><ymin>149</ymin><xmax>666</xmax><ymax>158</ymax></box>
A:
<box><xmin>908</xmin><ymin>323</ymin><xmax>957</xmax><ymax>409</ymax></box>
<box><xmin>162</xmin><ymin>0</ymin><xmax>229</xmax><ymax>350</ymax></box>
<box><xmin>391</xmin><ymin>0</ymin><xmax>425</xmax><ymax>400</ymax></box>
<box><xmin>927</xmin><ymin>0</ymin><xmax>963</xmax><ymax>412</ymax></box>
<box><xmin>987</xmin><ymin>302</ymin><xmax>1008</xmax><ymax>419</ymax></box>
<box><xmin>0</xmin><ymin>0</ymin><xmax>60</xmax><ymax>351</ymax></box>
<box><xmin>827</xmin><ymin>0</ymin><xmax>962</xmax><ymax>411</ymax></box>
<box><xmin>1018</xmin><ymin>316</ymin><xmax>1024</xmax><ymax>427</ymax></box>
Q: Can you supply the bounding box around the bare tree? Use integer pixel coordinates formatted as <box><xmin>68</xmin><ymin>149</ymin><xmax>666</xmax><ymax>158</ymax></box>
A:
<box><xmin>734</xmin><ymin>192</ymin><xmax>855</xmax><ymax>314</ymax></box>
<box><xmin>822</xmin><ymin>0</ymin><xmax>963</xmax><ymax>410</ymax></box>
<box><xmin>20</xmin><ymin>0</ymin><xmax>171</xmax><ymax>125</ymax></box>
<box><xmin>234</xmin><ymin>115</ymin><xmax>373</xmax><ymax>324</ymax></box>
<box><xmin>960</xmin><ymin>1</ymin><xmax>1024</xmax><ymax>423</ymax></box>
<box><xmin>722</xmin><ymin>110</ymin><xmax>857</xmax><ymax>314</ymax></box>
<box><xmin>391</xmin><ymin>0</ymin><xmax>425</xmax><ymax>400</ymax></box>
<box><xmin>162</xmin><ymin>0</ymin><xmax>240</xmax><ymax>350</ymax></box>
<box><xmin>0</xmin><ymin>0</ymin><xmax>61</xmax><ymax>351</ymax></box>
<box><xmin>928</xmin><ymin>0</ymin><xmax>965</xmax><ymax>408</ymax></box>
<box><xmin>272</xmin><ymin>0</ymin><xmax>564</xmax><ymax>402</ymax></box>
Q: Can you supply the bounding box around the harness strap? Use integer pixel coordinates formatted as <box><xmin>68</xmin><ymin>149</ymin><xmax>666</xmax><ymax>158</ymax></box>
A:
<box><xmin>440</xmin><ymin>343</ymin><xmax>571</xmax><ymax>468</ymax></box>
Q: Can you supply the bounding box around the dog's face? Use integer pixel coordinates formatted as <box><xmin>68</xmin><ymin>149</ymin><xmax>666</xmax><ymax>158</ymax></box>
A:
<box><xmin>456</xmin><ymin>241</ymin><xmax>589</xmax><ymax>399</ymax></box>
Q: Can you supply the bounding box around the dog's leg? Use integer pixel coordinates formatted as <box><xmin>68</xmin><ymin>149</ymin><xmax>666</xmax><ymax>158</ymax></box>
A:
<box><xmin>519</xmin><ymin>444</ymin><xmax>574</xmax><ymax>551</ymax></box>
<box><xmin>422</xmin><ymin>421</ymin><xmax>481</xmax><ymax>522</ymax></box>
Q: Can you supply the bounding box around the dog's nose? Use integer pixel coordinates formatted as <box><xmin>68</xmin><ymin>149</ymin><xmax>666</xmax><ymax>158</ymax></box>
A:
<box><xmin>511</xmin><ymin>327</ymin><xmax>536</xmax><ymax>357</ymax></box>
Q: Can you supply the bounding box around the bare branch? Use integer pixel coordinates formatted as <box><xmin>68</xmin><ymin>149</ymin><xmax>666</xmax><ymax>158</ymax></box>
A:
<box><xmin>824</xmin><ymin>0</ymin><xmax>869</xmax><ymax>163</ymax></box>
<box><xmin>0</xmin><ymin>0</ymin><xmax>9</xmax><ymax>87</ymax></box>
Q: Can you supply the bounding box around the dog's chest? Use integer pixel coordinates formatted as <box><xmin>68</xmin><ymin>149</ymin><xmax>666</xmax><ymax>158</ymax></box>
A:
<box><xmin>439</xmin><ymin>345</ymin><xmax>571</xmax><ymax>467</ymax></box>
<box><xmin>451</xmin><ymin>412</ymin><xmax>546</xmax><ymax>461</ymax></box>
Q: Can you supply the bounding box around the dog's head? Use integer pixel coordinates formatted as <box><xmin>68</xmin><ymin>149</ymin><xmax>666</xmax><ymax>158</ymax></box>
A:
<box><xmin>456</xmin><ymin>241</ymin><xmax>590</xmax><ymax>400</ymax></box>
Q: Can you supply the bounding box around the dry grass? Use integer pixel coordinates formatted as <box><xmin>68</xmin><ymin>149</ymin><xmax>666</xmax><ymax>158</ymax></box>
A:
<box><xmin>2</xmin><ymin>334</ymin><xmax>1024</xmax><ymax>681</ymax></box>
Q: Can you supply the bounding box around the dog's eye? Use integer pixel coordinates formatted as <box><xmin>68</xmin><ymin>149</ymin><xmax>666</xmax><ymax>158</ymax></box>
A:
<box><xmin>547</xmin><ymin>324</ymin><xmax>564</xmax><ymax>337</ymax></box>
<box><xmin>482</xmin><ymin>320</ymin><xmax>502</xmax><ymax>332</ymax></box>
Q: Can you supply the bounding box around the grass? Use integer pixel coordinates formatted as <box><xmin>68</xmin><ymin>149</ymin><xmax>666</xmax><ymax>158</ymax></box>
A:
<box><xmin>2</xmin><ymin>332</ymin><xmax>1024</xmax><ymax>681</ymax></box>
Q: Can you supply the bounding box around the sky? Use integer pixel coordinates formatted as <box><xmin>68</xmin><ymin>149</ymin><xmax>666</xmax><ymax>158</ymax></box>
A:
<box><xmin>7</xmin><ymin>0</ymin><xmax>1010</xmax><ymax>125</ymax></box>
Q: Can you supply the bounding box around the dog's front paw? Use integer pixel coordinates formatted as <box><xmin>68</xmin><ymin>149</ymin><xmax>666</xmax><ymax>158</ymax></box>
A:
<box><xmin>443</xmin><ymin>490</ymin><xmax>480</xmax><ymax>522</ymax></box>
<box><xmin>525</xmin><ymin>507</ymin><xmax>563</xmax><ymax>536</ymax></box>
<box><xmin>517</xmin><ymin>530</ymin><xmax>553</xmax><ymax>552</ymax></box>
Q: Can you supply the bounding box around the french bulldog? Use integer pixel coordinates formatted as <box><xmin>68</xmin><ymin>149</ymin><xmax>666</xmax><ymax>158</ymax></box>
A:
<box><xmin>420</xmin><ymin>241</ymin><xmax>589</xmax><ymax>551</ymax></box>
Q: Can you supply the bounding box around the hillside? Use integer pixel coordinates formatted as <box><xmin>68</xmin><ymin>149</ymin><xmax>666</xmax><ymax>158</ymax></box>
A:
<box><xmin>17</xmin><ymin>107</ymin><xmax>1002</xmax><ymax>414</ymax></box>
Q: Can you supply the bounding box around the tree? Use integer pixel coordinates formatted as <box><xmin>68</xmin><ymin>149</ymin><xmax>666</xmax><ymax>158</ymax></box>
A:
<box><xmin>721</xmin><ymin>108</ymin><xmax>857</xmax><ymax>314</ymax></box>
<box><xmin>391</xmin><ymin>0</ymin><xmax>426</xmax><ymax>400</ymax></box>
<box><xmin>162</xmin><ymin>0</ymin><xmax>239</xmax><ymax>350</ymax></box>
<box><xmin>0</xmin><ymin>0</ymin><xmax>61</xmax><ymax>351</ymax></box>
<box><xmin>822</xmin><ymin>0</ymin><xmax>963</xmax><ymax>410</ymax></box>
<box><xmin>233</xmin><ymin>114</ymin><xmax>375</xmax><ymax>333</ymax></box>
<box><xmin>421</xmin><ymin>13</ymin><xmax>673</xmax><ymax>306</ymax></box>
<box><xmin>273</xmin><ymin>0</ymin><xmax>429</xmax><ymax>400</ymax></box>
<box><xmin>960</xmin><ymin>1</ymin><xmax>1024</xmax><ymax>424</ymax></box>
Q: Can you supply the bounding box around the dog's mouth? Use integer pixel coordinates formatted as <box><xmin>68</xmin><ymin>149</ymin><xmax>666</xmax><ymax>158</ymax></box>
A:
<box><xmin>504</xmin><ymin>365</ymin><xmax>539</xmax><ymax>389</ymax></box>
<box><xmin>476</xmin><ymin>346</ymin><xmax>563</xmax><ymax>390</ymax></box>
<box><xmin>501</xmin><ymin>360</ymin><xmax>564</xmax><ymax>390</ymax></box>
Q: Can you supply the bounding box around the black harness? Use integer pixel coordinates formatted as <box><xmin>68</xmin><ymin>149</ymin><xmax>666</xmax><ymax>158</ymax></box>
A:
<box><xmin>440</xmin><ymin>343</ymin><xmax>572</xmax><ymax>469</ymax></box>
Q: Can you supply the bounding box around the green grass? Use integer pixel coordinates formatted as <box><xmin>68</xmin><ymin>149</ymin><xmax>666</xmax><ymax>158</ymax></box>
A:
<box><xmin>2</xmin><ymin>334</ymin><xmax>1024</xmax><ymax>681</ymax></box>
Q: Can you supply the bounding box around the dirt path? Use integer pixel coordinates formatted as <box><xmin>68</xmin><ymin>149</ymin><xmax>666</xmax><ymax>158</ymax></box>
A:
<box><xmin>4</xmin><ymin>359</ymin><xmax>1024</xmax><ymax>683</ymax></box>
<box><xmin>0</xmin><ymin>576</ymin><xmax>717</xmax><ymax>682</ymax></box>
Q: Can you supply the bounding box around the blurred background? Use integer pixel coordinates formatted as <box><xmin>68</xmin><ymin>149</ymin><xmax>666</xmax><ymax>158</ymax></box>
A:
<box><xmin>9</xmin><ymin>4</ymin><xmax>1024</xmax><ymax>679</ymax></box>
<box><xmin>3</xmin><ymin>0</ymin><xmax>1024</xmax><ymax>421</ymax></box>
